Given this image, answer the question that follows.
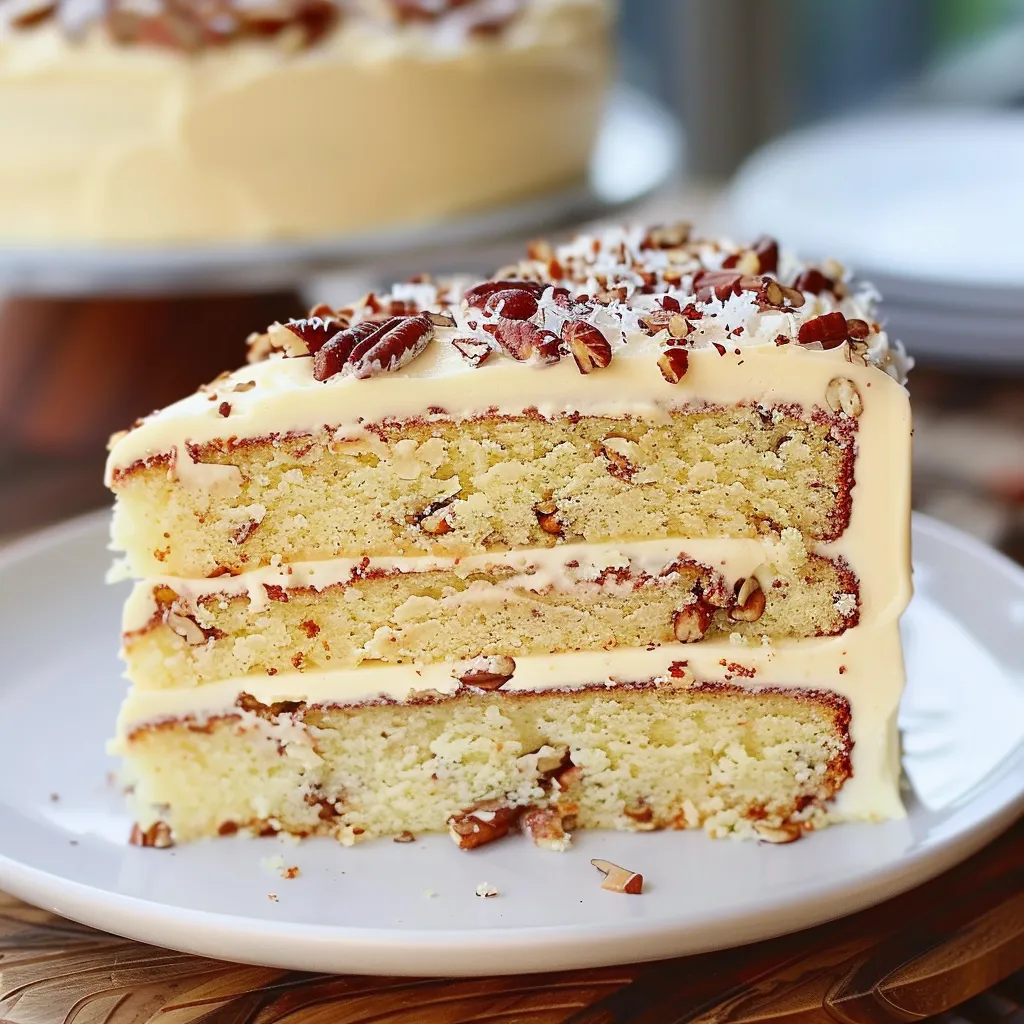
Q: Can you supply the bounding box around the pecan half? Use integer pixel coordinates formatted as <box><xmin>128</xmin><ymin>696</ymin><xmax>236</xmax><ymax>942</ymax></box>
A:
<box><xmin>344</xmin><ymin>314</ymin><xmax>434</xmax><ymax>379</ymax></box>
<box><xmin>313</xmin><ymin>320</ymin><xmax>381</xmax><ymax>381</ymax></box>
<box><xmin>658</xmin><ymin>347</ymin><xmax>689</xmax><ymax>384</ymax></box>
<box><xmin>562</xmin><ymin>320</ymin><xmax>612</xmax><ymax>373</ymax></box>
<box><xmin>730</xmin><ymin>577</ymin><xmax>766</xmax><ymax>622</ymax></box>
<box><xmin>673</xmin><ymin>600</ymin><xmax>713</xmax><ymax>642</ymax></box>
<box><xmin>798</xmin><ymin>311</ymin><xmax>848</xmax><ymax>349</ymax></box>
<box><xmin>455</xmin><ymin>655</ymin><xmax>516</xmax><ymax>691</ymax></box>
<box><xmin>591</xmin><ymin>858</ymin><xmax>644</xmax><ymax>894</ymax></box>
<box><xmin>447</xmin><ymin>801</ymin><xmax>522</xmax><ymax>850</ymax></box>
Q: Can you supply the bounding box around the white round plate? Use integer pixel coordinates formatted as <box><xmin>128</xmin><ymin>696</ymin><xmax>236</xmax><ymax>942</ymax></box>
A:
<box><xmin>0</xmin><ymin>85</ymin><xmax>680</xmax><ymax>297</ymax></box>
<box><xmin>0</xmin><ymin>512</ymin><xmax>1021</xmax><ymax>977</ymax></box>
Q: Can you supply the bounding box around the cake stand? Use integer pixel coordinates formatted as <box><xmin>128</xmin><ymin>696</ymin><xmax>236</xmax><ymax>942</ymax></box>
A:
<box><xmin>0</xmin><ymin>85</ymin><xmax>680</xmax><ymax>528</ymax></box>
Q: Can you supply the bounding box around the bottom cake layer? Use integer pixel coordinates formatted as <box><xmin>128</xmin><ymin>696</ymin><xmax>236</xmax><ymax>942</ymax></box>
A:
<box><xmin>119</xmin><ymin>682</ymin><xmax>855</xmax><ymax>849</ymax></box>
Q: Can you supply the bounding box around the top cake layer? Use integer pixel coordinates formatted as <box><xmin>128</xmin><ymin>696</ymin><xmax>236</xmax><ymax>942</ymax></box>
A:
<box><xmin>106</xmin><ymin>224</ymin><xmax>912</xmax><ymax>578</ymax></box>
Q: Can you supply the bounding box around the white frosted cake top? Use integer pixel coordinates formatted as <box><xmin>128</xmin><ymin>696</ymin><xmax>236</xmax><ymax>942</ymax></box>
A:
<box><xmin>106</xmin><ymin>223</ymin><xmax>911</xmax><ymax>482</ymax></box>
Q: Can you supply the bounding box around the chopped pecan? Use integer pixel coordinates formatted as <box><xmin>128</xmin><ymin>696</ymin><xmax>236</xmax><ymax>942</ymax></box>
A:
<box><xmin>752</xmin><ymin>235</ymin><xmax>779</xmax><ymax>274</ymax></box>
<box><xmin>639</xmin><ymin>222</ymin><xmax>691</xmax><ymax>249</ymax></box>
<box><xmin>673</xmin><ymin>600</ymin><xmax>713</xmax><ymax>642</ymax></box>
<box><xmin>284</xmin><ymin>316</ymin><xmax>343</xmax><ymax>356</ymax></box>
<box><xmin>522</xmin><ymin>806</ymin><xmax>572</xmax><ymax>851</ymax></box>
<box><xmin>591</xmin><ymin>858</ymin><xmax>644</xmax><ymax>894</ymax></box>
<box><xmin>129</xmin><ymin>821</ymin><xmax>174</xmax><ymax>848</ymax></box>
<box><xmin>484</xmin><ymin>288</ymin><xmax>539</xmax><ymax>321</ymax></box>
<box><xmin>754</xmin><ymin>821</ymin><xmax>803</xmax><ymax>844</ymax></box>
<box><xmin>455</xmin><ymin>655</ymin><xmax>516</xmax><ymax>691</ymax></box>
<box><xmin>693</xmin><ymin>270</ymin><xmax>744</xmax><ymax>302</ymax></box>
<box><xmin>623</xmin><ymin>798</ymin><xmax>656</xmax><ymax>828</ymax></box>
<box><xmin>825</xmin><ymin>377</ymin><xmax>863</xmax><ymax>418</ymax></box>
<box><xmin>658</xmin><ymin>347</ymin><xmax>689</xmax><ymax>384</ymax></box>
<box><xmin>534</xmin><ymin>500</ymin><xmax>562</xmax><ymax>536</ymax></box>
<box><xmin>562</xmin><ymin>320</ymin><xmax>612</xmax><ymax>373</ymax></box>
<box><xmin>639</xmin><ymin>310</ymin><xmax>691</xmax><ymax>339</ymax></box>
<box><xmin>451</xmin><ymin>336</ymin><xmax>492</xmax><ymax>368</ymax></box>
<box><xmin>845</xmin><ymin>318</ymin><xmax>870</xmax><ymax>341</ymax></box>
<box><xmin>601</xmin><ymin>436</ymin><xmax>639</xmax><ymax>481</ymax></box>
<box><xmin>730</xmin><ymin>577</ymin><xmax>766</xmax><ymax>622</ymax></box>
<box><xmin>486</xmin><ymin>320</ymin><xmax>559</xmax><ymax>363</ymax></box>
<box><xmin>423</xmin><ymin>310</ymin><xmax>456</xmax><ymax>327</ymax></box>
<box><xmin>463</xmin><ymin>279</ymin><xmax>543</xmax><ymax>310</ymax></box>
<box><xmin>798</xmin><ymin>311</ymin><xmax>848</xmax><ymax>349</ymax></box>
<box><xmin>447</xmin><ymin>801</ymin><xmax>522</xmax><ymax>850</ymax></box>
<box><xmin>793</xmin><ymin>268</ymin><xmax>836</xmax><ymax>296</ymax></box>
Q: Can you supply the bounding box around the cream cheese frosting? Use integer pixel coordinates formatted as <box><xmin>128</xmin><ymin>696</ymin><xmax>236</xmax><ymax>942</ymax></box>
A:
<box><xmin>107</xmin><ymin>224</ymin><xmax>913</xmax><ymax>828</ymax></box>
<box><xmin>112</xmin><ymin>625</ymin><xmax>907</xmax><ymax>823</ymax></box>
<box><xmin>120</xmin><ymin>536</ymin><xmax>819</xmax><ymax>630</ymax></box>
<box><xmin>0</xmin><ymin>0</ymin><xmax>611</xmax><ymax>243</ymax></box>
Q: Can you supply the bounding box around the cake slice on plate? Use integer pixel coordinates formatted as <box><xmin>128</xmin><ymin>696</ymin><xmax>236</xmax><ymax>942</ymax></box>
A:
<box><xmin>106</xmin><ymin>224</ymin><xmax>912</xmax><ymax>849</ymax></box>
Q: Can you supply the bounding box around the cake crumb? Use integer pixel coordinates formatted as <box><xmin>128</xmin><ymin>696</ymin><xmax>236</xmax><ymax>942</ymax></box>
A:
<box><xmin>260</xmin><ymin>854</ymin><xmax>299</xmax><ymax>879</ymax></box>
<box><xmin>422</xmin><ymin>888</ymin><xmax>437</xmax><ymax>898</ymax></box>
<box><xmin>268</xmin><ymin>893</ymin><xmax>279</xmax><ymax>902</ymax></box>
<box><xmin>475</xmin><ymin>882</ymin><xmax>499</xmax><ymax>898</ymax></box>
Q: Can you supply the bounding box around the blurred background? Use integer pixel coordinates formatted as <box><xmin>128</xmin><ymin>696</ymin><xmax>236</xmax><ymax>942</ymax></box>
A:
<box><xmin>1</xmin><ymin>0</ymin><xmax>1022</xmax><ymax>563</ymax></box>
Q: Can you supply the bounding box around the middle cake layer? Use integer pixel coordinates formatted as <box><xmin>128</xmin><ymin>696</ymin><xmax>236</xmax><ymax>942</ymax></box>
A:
<box><xmin>122</xmin><ymin>539</ymin><xmax>860</xmax><ymax>689</ymax></box>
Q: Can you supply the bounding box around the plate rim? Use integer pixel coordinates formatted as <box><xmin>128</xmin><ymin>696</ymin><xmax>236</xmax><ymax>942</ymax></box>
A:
<box><xmin>0</xmin><ymin>510</ymin><xmax>1021</xmax><ymax>976</ymax></box>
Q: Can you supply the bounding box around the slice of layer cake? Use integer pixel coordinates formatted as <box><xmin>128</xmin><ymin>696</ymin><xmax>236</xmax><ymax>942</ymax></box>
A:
<box><xmin>106</xmin><ymin>224</ymin><xmax>912</xmax><ymax>849</ymax></box>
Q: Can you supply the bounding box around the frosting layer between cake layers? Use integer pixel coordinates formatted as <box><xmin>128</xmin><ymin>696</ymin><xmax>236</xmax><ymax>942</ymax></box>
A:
<box><xmin>108</xmin><ymin>351</ymin><xmax>911</xmax><ymax>824</ymax></box>
<box><xmin>106</xmin><ymin>224</ymin><xmax>914</xmax><ymax>834</ymax></box>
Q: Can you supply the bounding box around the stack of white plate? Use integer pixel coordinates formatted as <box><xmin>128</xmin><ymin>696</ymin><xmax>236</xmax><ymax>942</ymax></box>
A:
<box><xmin>726</xmin><ymin>110</ymin><xmax>1024</xmax><ymax>367</ymax></box>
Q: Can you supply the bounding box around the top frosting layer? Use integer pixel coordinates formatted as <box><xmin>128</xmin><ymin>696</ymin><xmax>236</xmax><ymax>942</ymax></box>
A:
<box><xmin>106</xmin><ymin>223</ymin><xmax>911</xmax><ymax>481</ymax></box>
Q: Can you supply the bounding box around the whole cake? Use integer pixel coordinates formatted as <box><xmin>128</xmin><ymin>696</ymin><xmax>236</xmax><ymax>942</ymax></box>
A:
<box><xmin>0</xmin><ymin>0</ymin><xmax>610</xmax><ymax>245</ymax></box>
<box><xmin>106</xmin><ymin>224</ymin><xmax>913</xmax><ymax>850</ymax></box>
